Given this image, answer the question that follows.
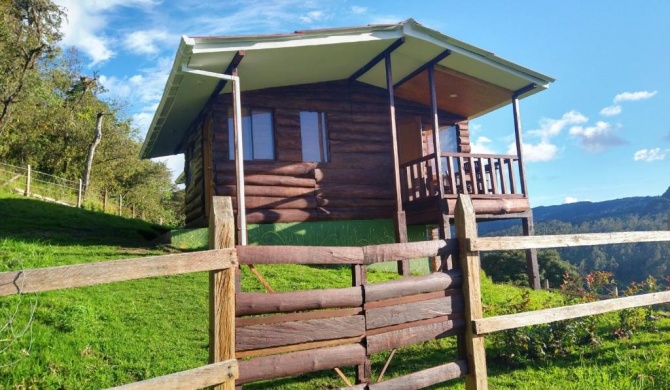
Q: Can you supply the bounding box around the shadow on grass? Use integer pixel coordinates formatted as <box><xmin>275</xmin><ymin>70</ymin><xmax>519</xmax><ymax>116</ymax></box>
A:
<box><xmin>0</xmin><ymin>197</ymin><xmax>167</xmax><ymax>248</ymax></box>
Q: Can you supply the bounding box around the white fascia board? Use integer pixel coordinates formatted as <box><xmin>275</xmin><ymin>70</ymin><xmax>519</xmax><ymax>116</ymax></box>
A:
<box><xmin>403</xmin><ymin>23</ymin><xmax>554</xmax><ymax>88</ymax></box>
<box><xmin>140</xmin><ymin>36</ymin><xmax>194</xmax><ymax>158</ymax></box>
<box><xmin>190</xmin><ymin>30</ymin><xmax>403</xmax><ymax>54</ymax></box>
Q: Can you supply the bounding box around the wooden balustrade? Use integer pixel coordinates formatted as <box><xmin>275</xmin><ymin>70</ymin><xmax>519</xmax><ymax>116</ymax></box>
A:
<box><xmin>399</xmin><ymin>153</ymin><xmax>524</xmax><ymax>204</ymax></box>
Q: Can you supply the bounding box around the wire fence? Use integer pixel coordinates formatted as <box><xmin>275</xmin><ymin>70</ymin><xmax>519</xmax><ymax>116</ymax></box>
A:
<box><xmin>0</xmin><ymin>162</ymin><xmax>166</xmax><ymax>225</ymax></box>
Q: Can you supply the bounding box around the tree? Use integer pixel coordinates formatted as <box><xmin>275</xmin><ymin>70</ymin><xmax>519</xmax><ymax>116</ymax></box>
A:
<box><xmin>0</xmin><ymin>0</ymin><xmax>64</xmax><ymax>133</ymax></box>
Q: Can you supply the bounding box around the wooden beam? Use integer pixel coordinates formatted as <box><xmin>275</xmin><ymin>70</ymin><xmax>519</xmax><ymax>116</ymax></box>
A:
<box><xmin>511</xmin><ymin>95</ymin><xmax>528</xmax><ymax>196</ymax></box>
<box><xmin>237</xmin><ymin>343</ymin><xmax>366</xmax><ymax>384</ymax></box>
<box><xmin>0</xmin><ymin>249</ymin><xmax>235</xmax><ymax>296</ymax></box>
<box><xmin>394</xmin><ymin>49</ymin><xmax>452</xmax><ymax>89</ymax></box>
<box><xmin>107</xmin><ymin>359</ymin><xmax>238</xmax><ymax>390</ymax></box>
<box><xmin>368</xmin><ymin>360</ymin><xmax>467</xmax><ymax>390</ymax></box>
<box><xmin>348</xmin><ymin>38</ymin><xmax>405</xmax><ymax>82</ymax></box>
<box><xmin>454</xmin><ymin>195</ymin><xmax>488</xmax><ymax>390</ymax></box>
<box><xmin>209</xmin><ymin>196</ymin><xmax>237</xmax><ymax>390</ymax></box>
<box><xmin>210</xmin><ymin>50</ymin><xmax>245</xmax><ymax>99</ymax></box>
<box><xmin>468</xmin><ymin>231</ymin><xmax>670</xmax><ymax>252</ymax></box>
<box><xmin>474</xmin><ymin>290</ymin><xmax>670</xmax><ymax>336</ymax></box>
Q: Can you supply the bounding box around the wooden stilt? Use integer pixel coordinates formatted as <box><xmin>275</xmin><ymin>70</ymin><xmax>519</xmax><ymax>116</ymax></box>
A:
<box><xmin>522</xmin><ymin>215</ymin><xmax>541</xmax><ymax>290</ymax></box>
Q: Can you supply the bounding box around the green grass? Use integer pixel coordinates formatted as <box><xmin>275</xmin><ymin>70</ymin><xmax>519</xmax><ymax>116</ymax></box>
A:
<box><xmin>1</xmin><ymin>188</ymin><xmax>669</xmax><ymax>389</ymax></box>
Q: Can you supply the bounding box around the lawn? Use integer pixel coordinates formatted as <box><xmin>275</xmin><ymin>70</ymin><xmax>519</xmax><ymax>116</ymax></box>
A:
<box><xmin>0</xmin><ymin>189</ymin><xmax>668</xmax><ymax>389</ymax></box>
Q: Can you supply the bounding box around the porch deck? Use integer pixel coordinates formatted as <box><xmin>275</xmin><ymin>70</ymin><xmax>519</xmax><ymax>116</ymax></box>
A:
<box><xmin>400</xmin><ymin>152</ymin><xmax>531</xmax><ymax>224</ymax></box>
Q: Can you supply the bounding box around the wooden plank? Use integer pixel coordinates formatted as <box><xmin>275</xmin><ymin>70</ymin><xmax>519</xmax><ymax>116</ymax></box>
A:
<box><xmin>236</xmin><ymin>315</ymin><xmax>365</xmax><ymax>351</ymax></box>
<box><xmin>366</xmin><ymin>296</ymin><xmax>464</xmax><ymax>329</ymax></box>
<box><xmin>469</xmin><ymin>231</ymin><xmax>670</xmax><ymax>252</ymax></box>
<box><xmin>316</xmin><ymin>197</ymin><xmax>396</xmax><ymax>208</ymax></box>
<box><xmin>209</xmin><ymin>196</ymin><xmax>236</xmax><ymax>390</ymax></box>
<box><xmin>236</xmin><ymin>336</ymin><xmax>363</xmax><ymax>359</ymax></box>
<box><xmin>216</xmin><ymin>174</ymin><xmax>316</xmax><ymax>188</ymax></box>
<box><xmin>363</xmin><ymin>240</ymin><xmax>456</xmax><ymax>264</ymax></box>
<box><xmin>236</xmin><ymin>286</ymin><xmax>363</xmax><ymax>315</ymax></box>
<box><xmin>107</xmin><ymin>359</ymin><xmax>238</xmax><ymax>390</ymax></box>
<box><xmin>236</xmin><ymin>196</ymin><xmax>317</xmax><ymax>210</ymax></box>
<box><xmin>364</xmin><ymin>271</ymin><xmax>461</xmax><ymax>302</ymax></box>
<box><xmin>245</xmin><ymin>209</ymin><xmax>318</xmax><ymax>224</ymax></box>
<box><xmin>237</xmin><ymin>343</ymin><xmax>366</xmax><ymax>384</ymax></box>
<box><xmin>368</xmin><ymin>360</ymin><xmax>467</xmax><ymax>390</ymax></box>
<box><xmin>0</xmin><ymin>249</ymin><xmax>236</xmax><ymax>296</ymax></box>
<box><xmin>216</xmin><ymin>161</ymin><xmax>316</xmax><ymax>177</ymax></box>
<box><xmin>316</xmin><ymin>207</ymin><xmax>392</xmax><ymax>221</ymax></box>
<box><xmin>366</xmin><ymin>318</ymin><xmax>464</xmax><ymax>354</ymax></box>
<box><xmin>314</xmin><ymin>168</ymin><xmax>393</xmax><ymax>186</ymax></box>
<box><xmin>366</xmin><ymin>312</ymin><xmax>464</xmax><ymax>337</ymax></box>
<box><xmin>217</xmin><ymin>184</ymin><xmax>315</xmax><ymax>198</ymax></box>
<box><xmin>236</xmin><ymin>245</ymin><xmax>364</xmax><ymax>265</ymax></box>
<box><xmin>315</xmin><ymin>184</ymin><xmax>395</xmax><ymax>199</ymax></box>
<box><xmin>236</xmin><ymin>307</ymin><xmax>362</xmax><ymax>327</ymax></box>
<box><xmin>474</xmin><ymin>290</ymin><xmax>670</xmax><ymax>336</ymax></box>
<box><xmin>455</xmin><ymin>194</ymin><xmax>488</xmax><ymax>390</ymax></box>
<box><xmin>365</xmin><ymin>289</ymin><xmax>459</xmax><ymax>310</ymax></box>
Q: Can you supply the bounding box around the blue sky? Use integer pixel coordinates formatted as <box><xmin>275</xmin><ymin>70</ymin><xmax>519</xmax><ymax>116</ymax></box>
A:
<box><xmin>52</xmin><ymin>0</ymin><xmax>670</xmax><ymax>206</ymax></box>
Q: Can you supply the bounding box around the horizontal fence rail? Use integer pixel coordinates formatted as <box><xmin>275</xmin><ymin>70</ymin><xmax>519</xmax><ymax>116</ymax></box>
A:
<box><xmin>109</xmin><ymin>359</ymin><xmax>238</xmax><ymax>390</ymax></box>
<box><xmin>0</xmin><ymin>249</ymin><xmax>236</xmax><ymax>296</ymax></box>
<box><xmin>469</xmin><ymin>231</ymin><xmax>670</xmax><ymax>251</ymax></box>
<box><xmin>474</xmin><ymin>290</ymin><xmax>670</xmax><ymax>335</ymax></box>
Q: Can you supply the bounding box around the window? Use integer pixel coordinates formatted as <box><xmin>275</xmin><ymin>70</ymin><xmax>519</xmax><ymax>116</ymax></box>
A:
<box><xmin>300</xmin><ymin>111</ymin><xmax>329</xmax><ymax>162</ymax></box>
<box><xmin>228</xmin><ymin>107</ymin><xmax>275</xmax><ymax>160</ymax></box>
<box><xmin>439</xmin><ymin>126</ymin><xmax>458</xmax><ymax>153</ymax></box>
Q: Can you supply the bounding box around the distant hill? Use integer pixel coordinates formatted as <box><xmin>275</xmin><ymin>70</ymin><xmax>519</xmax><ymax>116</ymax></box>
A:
<box><xmin>479</xmin><ymin>186</ymin><xmax>670</xmax><ymax>284</ymax></box>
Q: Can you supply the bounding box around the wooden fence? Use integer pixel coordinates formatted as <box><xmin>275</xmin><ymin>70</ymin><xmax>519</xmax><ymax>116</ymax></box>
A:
<box><xmin>1</xmin><ymin>194</ymin><xmax>669</xmax><ymax>389</ymax></box>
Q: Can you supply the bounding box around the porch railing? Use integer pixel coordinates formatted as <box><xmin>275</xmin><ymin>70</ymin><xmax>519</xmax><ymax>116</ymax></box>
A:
<box><xmin>400</xmin><ymin>152</ymin><xmax>524</xmax><ymax>203</ymax></box>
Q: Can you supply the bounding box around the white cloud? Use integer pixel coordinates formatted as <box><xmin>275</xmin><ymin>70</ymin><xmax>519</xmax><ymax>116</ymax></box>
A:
<box><xmin>614</xmin><ymin>90</ymin><xmax>658</xmax><ymax>103</ymax></box>
<box><xmin>470</xmin><ymin>136</ymin><xmax>496</xmax><ymax>154</ymax></box>
<box><xmin>599</xmin><ymin>105</ymin><xmax>621</xmax><ymax>116</ymax></box>
<box><xmin>508</xmin><ymin>140</ymin><xmax>558</xmax><ymax>162</ymax></box>
<box><xmin>512</xmin><ymin>110</ymin><xmax>586</xmax><ymax>162</ymax></box>
<box><xmin>569</xmin><ymin>121</ymin><xmax>626</xmax><ymax>152</ymax></box>
<box><xmin>54</xmin><ymin>0</ymin><xmax>159</xmax><ymax>65</ymax></box>
<box><xmin>300</xmin><ymin>10</ymin><xmax>326</xmax><ymax>23</ymax></box>
<box><xmin>528</xmin><ymin>110</ymin><xmax>588</xmax><ymax>139</ymax></box>
<box><xmin>563</xmin><ymin>196</ymin><xmax>579</xmax><ymax>204</ymax></box>
<box><xmin>123</xmin><ymin>29</ymin><xmax>174</xmax><ymax>55</ymax></box>
<box><xmin>633</xmin><ymin>148</ymin><xmax>668</xmax><ymax>162</ymax></box>
<box><xmin>350</xmin><ymin>6</ymin><xmax>367</xmax><ymax>14</ymax></box>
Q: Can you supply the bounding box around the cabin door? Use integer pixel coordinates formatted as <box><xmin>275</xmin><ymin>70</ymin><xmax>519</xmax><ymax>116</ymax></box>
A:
<box><xmin>397</xmin><ymin>116</ymin><xmax>424</xmax><ymax>165</ymax></box>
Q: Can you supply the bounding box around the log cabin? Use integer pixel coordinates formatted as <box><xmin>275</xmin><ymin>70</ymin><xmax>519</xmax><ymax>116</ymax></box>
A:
<box><xmin>140</xmin><ymin>19</ymin><xmax>554</xmax><ymax>287</ymax></box>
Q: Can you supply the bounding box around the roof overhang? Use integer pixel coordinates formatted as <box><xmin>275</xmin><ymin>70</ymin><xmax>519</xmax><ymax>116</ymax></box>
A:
<box><xmin>141</xmin><ymin>19</ymin><xmax>554</xmax><ymax>159</ymax></box>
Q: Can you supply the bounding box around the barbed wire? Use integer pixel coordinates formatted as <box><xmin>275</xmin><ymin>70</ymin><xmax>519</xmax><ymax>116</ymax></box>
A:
<box><xmin>0</xmin><ymin>259</ymin><xmax>38</xmax><ymax>369</ymax></box>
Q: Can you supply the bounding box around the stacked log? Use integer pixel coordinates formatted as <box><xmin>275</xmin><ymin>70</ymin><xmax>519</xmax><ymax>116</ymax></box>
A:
<box><xmin>234</xmin><ymin>271</ymin><xmax>464</xmax><ymax>386</ymax></box>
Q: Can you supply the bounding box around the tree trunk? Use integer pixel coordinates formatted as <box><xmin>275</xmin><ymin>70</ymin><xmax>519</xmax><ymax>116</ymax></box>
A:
<box><xmin>82</xmin><ymin>112</ymin><xmax>104</xmax><ymax>194</ymax></box>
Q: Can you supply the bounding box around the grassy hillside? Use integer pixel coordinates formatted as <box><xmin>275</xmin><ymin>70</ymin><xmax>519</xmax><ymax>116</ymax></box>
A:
<box><xmin>0</xmin><ymin>190</ymin><xmax>668</xmax><ymax>389</ymax></box>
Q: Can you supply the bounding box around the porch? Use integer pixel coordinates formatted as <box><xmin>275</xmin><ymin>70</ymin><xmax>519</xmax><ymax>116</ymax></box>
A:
<box><xmin>400</xmin><ymin>151</ymin><xmax>530</xmax><ymax>224</ymax></box>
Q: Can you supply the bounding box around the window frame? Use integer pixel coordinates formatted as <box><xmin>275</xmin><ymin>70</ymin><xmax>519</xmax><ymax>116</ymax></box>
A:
<box><xmin>227</xmin><ymin>107</ymin><xmax>276</xmax><ymax>161</ymax></box>
<box><xmin>299</xmin><ymin>111</ymin><xmax>330</xmax><ymax>163</ymax></box>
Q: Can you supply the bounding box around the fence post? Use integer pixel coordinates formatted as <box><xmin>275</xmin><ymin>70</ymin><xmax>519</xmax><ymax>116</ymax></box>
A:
<box><xmin>77</xmin><ymin>179</ymin><xmax>83</xmax><ymax>208</ymax></box>
<box><xmin>103</xmin><ymin>188</ymin><xmax>108</xmax><ymax>212</ymax></box>
<box><xmin>118</xmin><ymin>195</ymin><xmax>122</xmax><ymax>216</ymax></box>
<box><xmin>24</xmin><ymin>164</ymin><xmax>31</xmax><ymax>196</ymax></box>
<box><xmin>209</xmin><ymin>196</ymin><xmax>236</xmax><ymax>390</ymax></box>
<box><xmin>455</xmin><ymin>194</ymin><xmax>488</xmax><ymax>389</ymax></box>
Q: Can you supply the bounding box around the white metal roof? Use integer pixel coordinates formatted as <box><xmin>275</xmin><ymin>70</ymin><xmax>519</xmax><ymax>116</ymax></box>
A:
<box><xmin>141</xmin><ymin>19</ymin><xmax>554</xmax><ymax>158</ymax></box>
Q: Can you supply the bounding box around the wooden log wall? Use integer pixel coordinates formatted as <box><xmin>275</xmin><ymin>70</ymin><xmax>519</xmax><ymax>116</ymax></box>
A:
<box><xmin>184</xmin><ymin>123</ymin><xmax>206</xmax><ymax>227</ymax></box>
<box><xmin>233</xmin><ymin>271</ymin><xmax>465</xmax><ymax>386</ymax></box>
<box><xmin>201</xmin><ymin>80</ymin><xmax>461</xmax><ymax>225</ymax></box>
<box><xmin>456</xmin><ymin>121</ymin><xmax>471</xmax><ymax>154</ymax></box>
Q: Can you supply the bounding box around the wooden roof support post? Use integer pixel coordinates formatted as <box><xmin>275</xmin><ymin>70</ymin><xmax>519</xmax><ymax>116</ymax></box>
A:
<box><xmin>428</xmin><ymin>65</ymin><xmax>450</xmax><ymax>241</ymax></box>
<box><xmin>455</xmin><ymin>194</ymin><xmax>488</xmax><ymax>389</ymax></box>
<box><xmin>385</xmin><ymin>53</ymin><xmax>410</xmax><ymax>277</ymax></box>
<box><xmin>512</xmin><ymin>83</ymin><xmax>540</xmax><ymax>290</ymax></box>
<box><xmin>209</xmin><ymin>196</ymin><xmax>237</xmax><ymax>390</ymax></box>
